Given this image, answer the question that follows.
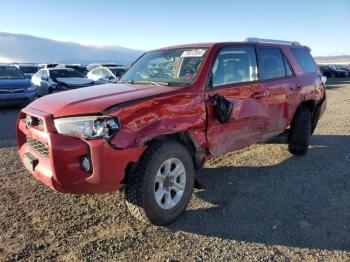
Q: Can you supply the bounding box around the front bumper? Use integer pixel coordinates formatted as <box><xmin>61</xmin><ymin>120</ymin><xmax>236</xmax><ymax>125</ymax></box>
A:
<box><xmin>17</xmin><ymin>107</ymin><xmax>145</xmax><ymax>194</ymax></box>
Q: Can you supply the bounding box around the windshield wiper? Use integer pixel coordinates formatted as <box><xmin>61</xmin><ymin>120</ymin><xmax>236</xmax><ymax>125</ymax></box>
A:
<box><xmin>118</xmin><ymin>80</ymin><xmax>189</xmax><ymax>87</ymax></box>
<box><xmin>131</xmin><ymin>80</ymin><xmax>169</xmax><ymax>86</ymax></box>
<box><xmin>118</xmin><ymin>80</ymin><xmax>135</xmax><ymax>84</ymax></box>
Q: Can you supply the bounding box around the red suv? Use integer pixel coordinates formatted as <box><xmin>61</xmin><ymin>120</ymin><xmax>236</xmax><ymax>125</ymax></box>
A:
<box><xmin>17</xmin><ymin>38</ymin><xmax>327</xmax><ymax>225</ymax></box>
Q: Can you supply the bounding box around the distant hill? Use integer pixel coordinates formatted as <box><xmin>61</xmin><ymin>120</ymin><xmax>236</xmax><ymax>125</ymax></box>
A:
<box><xmin>1</xmin><ymin>32</ymin><xmax>348</xmax><ymax>65</ymax></box>
<box><xmin>0</xmin><ymin>32</ymin><xmax>143</xmax><ymax>64</ymax></box>
<box><xmin>315</xmin><ymin>55</ymin><xmax>350</xmax><ymax>64</ymax></box>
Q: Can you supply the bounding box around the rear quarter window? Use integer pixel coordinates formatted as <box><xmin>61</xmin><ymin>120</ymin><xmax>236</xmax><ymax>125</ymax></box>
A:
<box><xmin>291</xmin><ymin>48</ymin><xmax>317</xmax><ymax>74</ymax></box>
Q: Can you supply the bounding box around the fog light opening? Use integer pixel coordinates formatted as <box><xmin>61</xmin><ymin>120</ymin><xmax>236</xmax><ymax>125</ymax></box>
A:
<box><xmin>81</xmin><ymin>155</ymin><xmax>92</xmax><ymax>173</ymax></box>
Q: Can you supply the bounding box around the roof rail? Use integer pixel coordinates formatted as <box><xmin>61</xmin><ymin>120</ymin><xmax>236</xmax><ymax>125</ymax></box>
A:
<box><xmin>245</xmin><ymin>37</ymin><xmax>301</xmax><ymax>46</ymax></box>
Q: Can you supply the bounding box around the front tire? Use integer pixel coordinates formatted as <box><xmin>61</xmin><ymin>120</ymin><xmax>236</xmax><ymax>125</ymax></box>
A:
<box><xmin>125</xmin><ymin>141</ymin><xmax>195</xmax><ymax>225</ymax></box>
<box><xmin>288</xmin><ymin>105</ymin><xmax>312</xmax><ymax>156</ymax></box>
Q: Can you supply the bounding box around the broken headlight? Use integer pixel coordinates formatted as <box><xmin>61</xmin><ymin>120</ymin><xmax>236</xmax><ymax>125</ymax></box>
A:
<box><xmin>54</xmin><ymin>115</ymin><xmax>120</xmax><ymax>139</ymax></box>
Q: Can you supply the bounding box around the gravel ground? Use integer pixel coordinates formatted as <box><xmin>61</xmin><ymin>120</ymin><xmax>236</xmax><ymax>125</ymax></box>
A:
<box><xmin>1</xmin><ymin>78</ymin><xmax>350</xmax><ymax>261</ymax></box>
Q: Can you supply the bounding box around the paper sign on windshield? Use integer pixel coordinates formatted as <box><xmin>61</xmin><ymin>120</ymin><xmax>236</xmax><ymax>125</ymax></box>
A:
<box><xmin>181</xmin><ymin>49</ymin><xmax>207</xmax><ymax>58</ymax></box>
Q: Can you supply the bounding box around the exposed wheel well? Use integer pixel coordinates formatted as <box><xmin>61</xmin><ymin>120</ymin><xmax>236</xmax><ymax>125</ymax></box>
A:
<box><xmin>121</xmin><ymin>132</ymin><xmax>203</xmax><ymax>187</ymax></box>
<box><xmin>144</xmin><ymin>132</ymin><xmax>203</xmax><ymax>169</ymax></box>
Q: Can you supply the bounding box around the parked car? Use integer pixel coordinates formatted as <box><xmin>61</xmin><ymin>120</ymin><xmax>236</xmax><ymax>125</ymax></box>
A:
<box><xmin>102</xmin><ymin>64</ymin><xmax>128</xmax><ymax>78</ymax></box>
<box><xmin>319</xmin><ymin>65</ymin><xmax>347</xmax><ymax>77</ymax></box>
<box><xmin>87</xmin><ymin>63</ymin><xmax>128</xmax><ymax>78</ymax></box>
<box><xmin>109</xmin><ymin>67</ymin><xmax>127</xmax><ymax>78</ymax></box>
<box><xmin>65</xmin><ymin>64</ymin><xmax>88</xmax><ymax>76</ymax></box>
<box><xmin>14</xmin><ymin>63</ymin><xmax>39</xmax><ymax>78</ymax></box>
<box><xmin>0</xmin><ymin>65</ymin><xmax>37</xmax><ymax>105</ymax></box>
<box><xmin>31</xmin><ymin>68</ymin><xmax>95</xmax><ymax>96</ymax></box>
<box><xmin>334</xmin><ymin>65</ymin><xmax>350</xmax><ymax>76</ymax></box>
<box><xmin>38</xmin><ymin>63</ymin><xmax>59</xmax><ymax>69</ymax></box>
<box><xmin>17</xmin><ymin>39</ymin><xmax>326</xmax><ymax>225</ymax></box>
<box><xmin>87</xmin><ymin>66</ymin><xmax>119</xmax><ymax>83</ymax></box>
<box><xmin>329</xmin><ymin>65</ymin><xmax>349</xmax><ymax>77</ymax></box>
<box><xmin>86</xmin><ymin>63</ymin><xmax>102</xmax><ymax>72</ymax></box>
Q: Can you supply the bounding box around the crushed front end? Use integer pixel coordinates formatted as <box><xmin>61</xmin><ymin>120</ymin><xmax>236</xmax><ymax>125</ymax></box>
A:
<box><xmin>17</xmin><ymin>107</ymin><xmax>144</xmax><ymax>194</ymax></box>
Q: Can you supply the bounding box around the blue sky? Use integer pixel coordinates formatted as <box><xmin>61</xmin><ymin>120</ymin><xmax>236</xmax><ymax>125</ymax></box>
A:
<box><xmin>1</xmin><ymin>0</ymin><xmax>349</xmax><ymax>56</ymax></box>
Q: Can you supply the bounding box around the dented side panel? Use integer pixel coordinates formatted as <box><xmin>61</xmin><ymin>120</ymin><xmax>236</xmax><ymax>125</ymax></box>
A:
<box><xmin>108</xmin><ymin>91</ymin><xmax>208</xmax><ymax>151</ymax></box>
<box><xmin>205</xmin><ymin>82</ymin><xmax>275</xmax><ymax>156</ymax></box>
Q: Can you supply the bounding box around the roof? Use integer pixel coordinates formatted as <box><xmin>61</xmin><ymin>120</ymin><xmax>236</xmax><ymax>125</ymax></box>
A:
<box><xmin>152</xmin><ymin>43</ymin><xmax>216</xmax><ymax>51</ymax></box>
<box><xmin>151</xmin><ymin>41</ymin><xmax>307</xmax><ymax>52</ymax></box>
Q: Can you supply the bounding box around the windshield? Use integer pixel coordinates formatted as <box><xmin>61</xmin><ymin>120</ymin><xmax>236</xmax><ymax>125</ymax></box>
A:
<box><xmin>50</xmin><ymin>69</ymin><xmax>84</xmax><ymax>78</ymax></box>
<box><xmin>0</xmin><ymin>67</ymin><xmax>25</xmax><ymax>79</ymax></box>
<box><xmin>121</xmin><ymin>48</ymin><xmax>208</xmax><ymax>85</ymax></box>
<box><xmin>20</xmin><ymin>66</ymin><xmax>38</xmax><ymax>74</ymax></box>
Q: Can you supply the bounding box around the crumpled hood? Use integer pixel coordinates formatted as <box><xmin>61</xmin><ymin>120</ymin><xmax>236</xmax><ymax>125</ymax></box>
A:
<box><xmin>0</xmin><ymin>79</ymin><xmax>31</xmax><ymax>89</ymax></box>
<box><xmin>28</xmin><ymin>83</ymin><xmax>180</xmax><ymax>117</ymax></box>
<box><xmin>55</xmin><ymin>77</ymin><xmax>94</xmax><ymax>86</ymax></box>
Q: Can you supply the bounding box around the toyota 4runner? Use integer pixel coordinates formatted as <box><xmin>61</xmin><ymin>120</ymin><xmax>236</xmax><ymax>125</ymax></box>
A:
<box><xmin>17</xmin><ymin>38</ymin><xmax>327</xmax><ymax>225</ymax></box>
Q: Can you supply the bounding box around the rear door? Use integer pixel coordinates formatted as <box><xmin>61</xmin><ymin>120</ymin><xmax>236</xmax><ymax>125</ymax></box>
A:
<box><xmin>206</xmin><ymin>45</ymin><xmax>271</xmax><ymax>156</ymax></box>
<box><xmin>256</xmin><ymin>47</ymin><xmax>299</xmax><ymax>133</ymax></box>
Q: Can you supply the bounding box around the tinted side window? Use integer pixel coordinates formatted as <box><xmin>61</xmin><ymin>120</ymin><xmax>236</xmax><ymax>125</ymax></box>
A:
<box><xmin>211</xmin><ymin>46</ymin><xmax>258</xmax><ymax>87</ymax></box>
<box><xmin>291</xmin><ymin>48</ymin><xmax>316</xmax><ymax>74</ymax></box>
<box><xmin>257</xmin><ymin>48</ymin><xmax>286</xmax><ymax>80</ymax></box>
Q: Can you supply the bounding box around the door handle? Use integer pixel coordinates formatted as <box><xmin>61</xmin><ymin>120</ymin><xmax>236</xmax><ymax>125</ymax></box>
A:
<box><xmin>251</xmin><ymin>89</ymin><xmax>268</xmax><ymax>99</ymax></box>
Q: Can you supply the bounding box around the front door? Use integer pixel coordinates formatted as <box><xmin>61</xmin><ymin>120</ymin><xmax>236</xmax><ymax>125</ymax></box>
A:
<box><xmin>206</xmin><ymin>45</ymin><xmax>271</xmax><ymax>156</ymax></box>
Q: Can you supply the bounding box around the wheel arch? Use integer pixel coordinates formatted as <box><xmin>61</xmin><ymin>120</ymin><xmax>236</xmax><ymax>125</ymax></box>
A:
<box><xmin>292</xmin><ymin>99</ymin><xmax>315</xmax><ymax>119</ymax></box>
<box><xmin>144</xmin><ymin>132</ymin><xmax>204</xmax><ymax>170</ymax></box>
<box><xmin>121</xmin><ymin>131</ymin><xmax>204</xmax><ymax>188</ymax></box>
<box><xmin>291</xmin><ymin>99</ymin><xmax>317</xmax><ymax>134</ymax></box>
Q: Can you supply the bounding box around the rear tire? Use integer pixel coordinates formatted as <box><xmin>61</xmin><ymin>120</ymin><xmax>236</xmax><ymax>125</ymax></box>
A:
<box><xmin>125</xmin><ymin>141</ymin><xmax>195</xmax><ymax>225</ymax></box>
<box><xmin>288</xmin><ymin>105</ymin><xmax>312</xmax><ymax>156</ymax></box>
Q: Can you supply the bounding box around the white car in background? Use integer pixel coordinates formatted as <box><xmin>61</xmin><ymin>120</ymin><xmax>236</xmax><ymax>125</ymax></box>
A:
<box><xmin>31</xmin><ymin>68</ymin><xmax>95</xmax><ymax>96</ymax></box>
<box><xmin>87</xmin><ymin>66</ymin><xmax>119</xmax><ymax>84</ymax></box>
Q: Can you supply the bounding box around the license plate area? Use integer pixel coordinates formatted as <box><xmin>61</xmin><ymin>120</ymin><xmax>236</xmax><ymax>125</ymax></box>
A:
<box><xmin>23</xmin><ymin>152</ymin><xmax>39</xmax><ymax>171</ymax></box>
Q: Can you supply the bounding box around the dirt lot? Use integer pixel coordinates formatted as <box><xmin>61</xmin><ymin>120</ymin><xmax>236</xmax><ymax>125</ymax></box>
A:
<box><xmin>1</xmin><ymin>78</ymin><xmax>350</xmax><ymax>261</ymax></box>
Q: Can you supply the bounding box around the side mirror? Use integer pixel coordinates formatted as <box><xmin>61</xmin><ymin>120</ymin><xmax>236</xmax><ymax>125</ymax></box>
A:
<box><xmin>212</xmin><ymin>94</ymin><xmax>233</xmax><ymax>124</ymax></box>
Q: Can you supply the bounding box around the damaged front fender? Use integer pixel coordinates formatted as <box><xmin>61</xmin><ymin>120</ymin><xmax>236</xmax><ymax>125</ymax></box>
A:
<box><xmin>107</xmin><ymin>91</ymin><xmax>208</xmax><ymax>151</ymax></box>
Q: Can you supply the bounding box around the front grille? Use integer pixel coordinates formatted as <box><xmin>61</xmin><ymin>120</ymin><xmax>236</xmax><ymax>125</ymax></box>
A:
<box><xmin>26</xmin><ymin>137</ymin><xmax>49</xmax><ymax>158</ymax></box>
<box><xmin>0</xmin><ymin>88</ymin><xmax>24</xmax><ymax>94</ymax></box>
